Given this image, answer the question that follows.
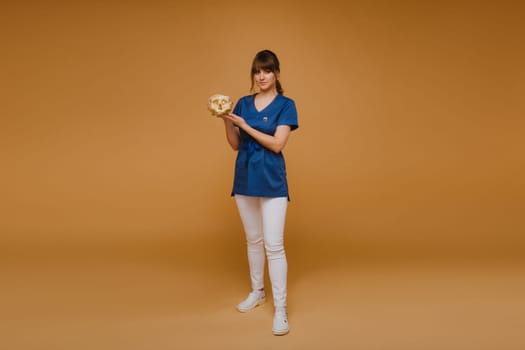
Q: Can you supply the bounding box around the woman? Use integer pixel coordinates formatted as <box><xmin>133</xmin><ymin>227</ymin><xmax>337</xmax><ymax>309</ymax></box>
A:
<box><xmin>217</xmin><ymin>50</ymin><xmax>298</xmax><ymax>336</ymax></box>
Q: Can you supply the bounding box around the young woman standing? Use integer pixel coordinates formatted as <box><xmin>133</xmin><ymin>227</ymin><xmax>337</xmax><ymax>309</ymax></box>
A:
<box><xmin>216</xmin><ymin>50</ymin><xmax>299</xmax><ymax>335</ymax></box>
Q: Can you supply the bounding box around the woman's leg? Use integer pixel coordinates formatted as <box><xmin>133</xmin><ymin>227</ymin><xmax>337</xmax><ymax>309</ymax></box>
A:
<box><xmin>261</xmin><ymin>197</ymin><xmax>289</xmax><ymax>309</ymax></box>
<box><xmin>234</xmin><ymin>195</ymin><xmax>265</xmax><ymax>291</ymax></box>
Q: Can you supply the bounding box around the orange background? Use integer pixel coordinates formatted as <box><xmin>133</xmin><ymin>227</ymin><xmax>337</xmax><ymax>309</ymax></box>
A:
<box><xmin>1</xmin><ymin>1</ymin><xmax>524</xmax><ymax>349</ymax></box>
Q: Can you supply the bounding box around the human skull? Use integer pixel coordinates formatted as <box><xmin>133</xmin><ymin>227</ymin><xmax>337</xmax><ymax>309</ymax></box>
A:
<box><xmin>208</xmin><ymin>94</ymin><xmax>233</xmax><ymax>116</ymax></box>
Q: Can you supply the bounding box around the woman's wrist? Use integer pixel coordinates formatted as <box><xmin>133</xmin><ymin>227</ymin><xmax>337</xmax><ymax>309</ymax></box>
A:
<box><xmin>223</xmin><ymin>118</ymin><xmax>235</xmax><ymax>127</ymax></box>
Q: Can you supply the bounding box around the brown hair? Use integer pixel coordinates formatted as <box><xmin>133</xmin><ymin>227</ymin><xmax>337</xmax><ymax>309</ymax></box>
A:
<box><xmin>250</xmin><ymin>50</ymin><xmax>284</xmax><ymax>94</ymax></box>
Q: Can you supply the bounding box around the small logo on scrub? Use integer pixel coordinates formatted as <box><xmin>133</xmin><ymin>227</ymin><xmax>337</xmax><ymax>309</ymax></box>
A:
<box><xmin>262</xmin><ymin>116</ymin><xmax>268</xmax><ymax>122</ymax></box>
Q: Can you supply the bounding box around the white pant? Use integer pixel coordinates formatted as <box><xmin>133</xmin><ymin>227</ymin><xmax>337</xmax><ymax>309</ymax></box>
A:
<box><xmin>234</xmin><ymin>194</ymin><xmax>288</xmax><ymax>309</ymax></box>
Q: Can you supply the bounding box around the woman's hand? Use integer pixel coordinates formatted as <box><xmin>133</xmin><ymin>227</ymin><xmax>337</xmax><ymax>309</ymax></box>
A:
<box><xmin>217</xmin><ymin>112</ymin><xmax>291</xmax><ymax>153</ymax></box>
<box><xmin>217</xmin><ymin>112</ymin><xmax>247</xmax><ymax>129</ymax></box>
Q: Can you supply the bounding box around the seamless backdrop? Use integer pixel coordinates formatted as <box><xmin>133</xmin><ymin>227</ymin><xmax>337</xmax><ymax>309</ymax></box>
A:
<box><xmin>2</xmin><ymin>0</ymin><xmax>523</xmax><ymax>257</ymax></box>
<box><xmin>1</xmin><ymin>1</ymin><xmax>524</xmax><ymax>349</ymax></box>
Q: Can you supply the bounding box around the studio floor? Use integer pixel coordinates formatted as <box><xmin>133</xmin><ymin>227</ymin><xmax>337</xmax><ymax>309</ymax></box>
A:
<box><xmin>2</xmin><ymin>240</ymin><xmax>524</xmax><ymax>350</ymax></box>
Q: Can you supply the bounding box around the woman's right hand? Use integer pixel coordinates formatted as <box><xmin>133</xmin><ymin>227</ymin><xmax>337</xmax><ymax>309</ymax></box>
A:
<box><xmin>218</xmin><ymin>112</ymin><xmax>247</xmax><ymax>129</ymax></box>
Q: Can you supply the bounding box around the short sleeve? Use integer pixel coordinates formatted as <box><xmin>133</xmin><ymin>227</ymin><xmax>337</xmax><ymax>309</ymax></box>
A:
<box><xmin>233</xmin><ymin>97</ymin><xmax>243</xmax><ymax>116</ymax></box>
<box><xmin>277</xmin><ymin>99</ymin><xmax>299</xmax><ymax>131</ymax></box>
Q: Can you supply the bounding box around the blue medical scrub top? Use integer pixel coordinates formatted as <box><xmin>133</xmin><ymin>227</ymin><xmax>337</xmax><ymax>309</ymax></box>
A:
<box><xmin>231</xmin><ymin>94</ymin><xmax>299</xmax><ymax>200</ymax></box>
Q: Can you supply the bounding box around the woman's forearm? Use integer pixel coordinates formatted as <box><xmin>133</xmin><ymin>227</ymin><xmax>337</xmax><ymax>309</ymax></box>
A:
<box><xmin>223</xmin><ymin>120</ymin><xmax>240</xmax><ymax>150</ymax></box>
<box><xmin>239</xmin><ymin>124</ymin><xmax>291</xmax><ymax>154</ymax></box>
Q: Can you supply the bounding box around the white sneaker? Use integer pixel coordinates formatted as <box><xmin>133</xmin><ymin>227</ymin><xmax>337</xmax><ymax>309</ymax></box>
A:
<box><xmin>236</xmin><ymin>291</ymin><xmax>266</xmax><ymax>312</ymax></box>
<box><xmin>272</xmin><ymin>310</ymin><xmax>289</xmax><ymax>335</ymax></box>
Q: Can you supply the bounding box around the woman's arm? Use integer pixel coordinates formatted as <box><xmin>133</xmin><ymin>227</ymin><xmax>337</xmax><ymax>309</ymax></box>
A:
<box><xmin>222</xmin><ymin>119</ymin><xmax>240</xmax><ymax>151</ymax></box>
<box><xmin>221</xmin><ymin>113</ymin><xmax>291</xmax><ymax>154</ymax></box>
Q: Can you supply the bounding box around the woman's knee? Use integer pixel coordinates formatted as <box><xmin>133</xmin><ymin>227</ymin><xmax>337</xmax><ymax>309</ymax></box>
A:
<box><xmin>246</xmin><ymin>234</ymin><xmax>264</xmax><ymax>246</ymax></box>
<box><xmin>265</xmin><ymin>241</ymin><xmax>285</xmax><ymax>259</ymax></box>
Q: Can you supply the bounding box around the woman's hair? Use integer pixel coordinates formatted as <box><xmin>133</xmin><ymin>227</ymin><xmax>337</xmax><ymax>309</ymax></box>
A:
<box><xmin>250</xmin><ymin>50</ymin><xmax>284</xmax><ymax>94</ymax></box>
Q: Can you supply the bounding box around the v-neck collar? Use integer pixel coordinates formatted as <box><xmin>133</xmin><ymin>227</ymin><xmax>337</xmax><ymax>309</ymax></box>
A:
<box><xmin>253</xmin><ymin>93</ymin><xmax>280</xmax><ymax>113</ymax></box>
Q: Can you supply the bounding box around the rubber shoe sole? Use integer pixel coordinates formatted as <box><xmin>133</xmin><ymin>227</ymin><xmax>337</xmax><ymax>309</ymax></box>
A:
<box><xmin>236</xmin><ymin>297</ymin><xmax>266</xmax><ymax>313</ymax></box>
<box><xmin>272</xmin><ymin>327</ymin><xmax>289</xmax><ymax>336</ymax></box>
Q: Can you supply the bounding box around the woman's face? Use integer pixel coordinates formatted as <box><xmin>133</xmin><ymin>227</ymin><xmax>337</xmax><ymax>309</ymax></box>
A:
<box><xmin>253</xmin><ymin>69</ymin><xmax>277</xmax><ymax>92</ymax></box>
